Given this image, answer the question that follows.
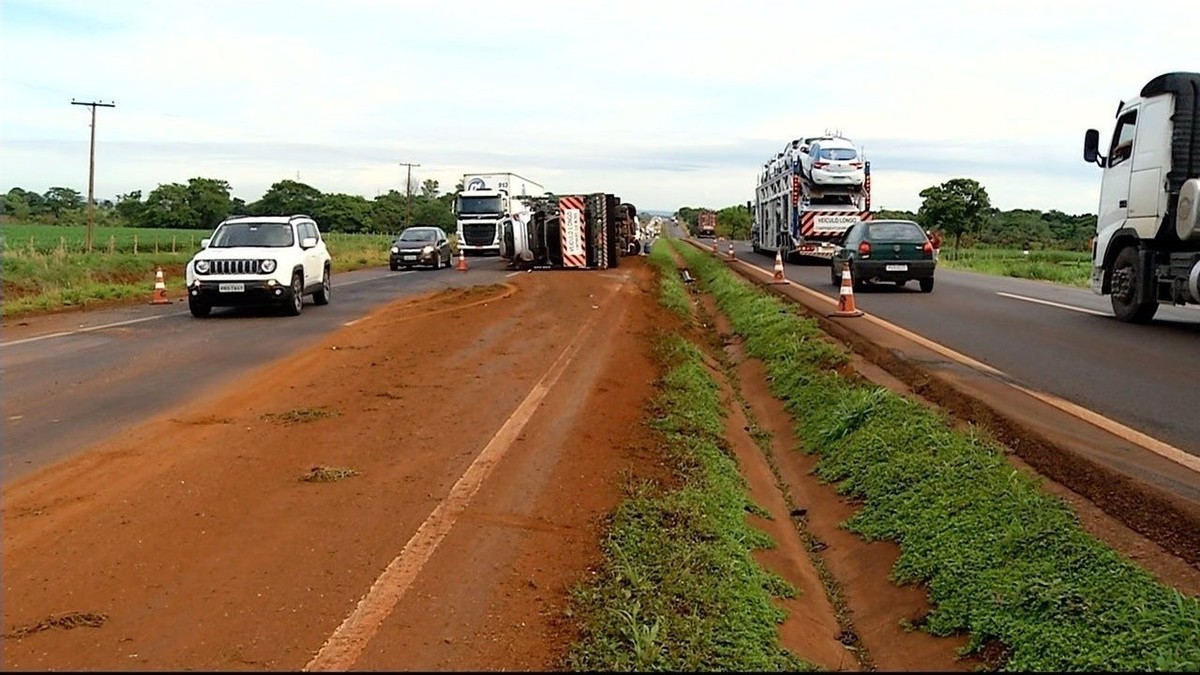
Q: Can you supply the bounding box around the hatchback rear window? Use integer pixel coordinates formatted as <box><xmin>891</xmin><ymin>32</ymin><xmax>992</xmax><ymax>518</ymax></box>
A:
<box><xmin>868</xmin><ymin>222</ymin><xmax>927</xmax><ymax>242</ymax></box>
<box><xmin>818</xmin><ymin>148</ymin><xmax>858</xmax><ymax>161</ymax></box>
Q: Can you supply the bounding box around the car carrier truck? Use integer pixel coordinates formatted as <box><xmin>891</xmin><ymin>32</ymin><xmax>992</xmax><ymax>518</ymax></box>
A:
<box><xmin>751</xmin><ymin>135</ymin><xmax>872</xmax><ymax>261</ymax></box>
<box><xmin>454</xmin><ymin>172</ymin><xmax>546</xmax><ymax>256</ymax></box>
<box><xmin>1082</xmin><ymin>71</ymin><xmax>1200</xmax><ymax>323</ymax></box>
<box><xmin>697</xmin><ymin>211</ymin><xmax>717</xmax><ymax>238</ymax></box>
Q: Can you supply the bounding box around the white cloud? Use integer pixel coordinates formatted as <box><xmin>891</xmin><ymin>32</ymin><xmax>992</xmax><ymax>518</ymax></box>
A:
<box><xmin>0</xmin><ymin>0</ymin><xmax>1195</xmax><ymax>214</ymax></box>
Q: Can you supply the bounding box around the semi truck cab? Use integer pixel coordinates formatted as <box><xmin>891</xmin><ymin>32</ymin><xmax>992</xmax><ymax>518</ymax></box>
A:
<box><xmin>1083</xmin><ymin>71</ymin><xmax>1200</xmax><ymax>323</ymax></box>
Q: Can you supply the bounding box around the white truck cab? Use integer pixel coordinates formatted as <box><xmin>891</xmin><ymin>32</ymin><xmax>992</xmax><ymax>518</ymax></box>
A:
<box><xmin>1083</xmin><ymin>72</ymin><xmax>1200</xmax><ymax>322</ymax></box>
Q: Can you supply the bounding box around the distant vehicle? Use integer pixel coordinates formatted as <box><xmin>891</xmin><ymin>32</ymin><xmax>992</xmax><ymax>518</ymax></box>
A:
<box><xmin>1082</xmin><ymin>71</ymin><xmax>1200</xmax><ymax>323</ymax></box>
<box><xmin>801</xmin><ymin>137</ymin><xmax>866</xmax><ymax>188</ymax></box>
<box><xmin>389</xmin><ymin>227</ymin><xmax>453</xmax><ymax>270</ymax></box>
<box><xmin>830</xmin><ymin>219</ymin><xmax>936</xmax><ymax>292</ymax></box>
<box><xmin>185</xmin><ymin>214</ymin><xmax>332</xmax><ymax>317</ymax></box>
<box><xmin>697</xmin><ymin>211</ymin><xmax>717</xmax><ymax>238</ymax></box>
<box><xmin>453</xmin><ymin>172</ymin><xmax>546</xmax><ymax>256</ymax></box>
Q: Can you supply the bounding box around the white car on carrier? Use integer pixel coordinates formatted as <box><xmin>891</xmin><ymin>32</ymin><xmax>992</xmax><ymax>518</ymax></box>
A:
<box><xmin>801</xmin><ymin>137</ymin><xmax>866</xmax><ymax>188</ymax></box>
<box><xmin>185</xmin><ymin>214</ymin><xmax>332</xmax><ymax>317</ymax></box>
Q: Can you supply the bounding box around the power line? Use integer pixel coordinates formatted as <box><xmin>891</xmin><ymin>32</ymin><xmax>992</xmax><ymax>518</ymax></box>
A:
<box><xmin>71</xmin><ymin>98</ymin><xmax>116</xmax><ymax>253</ymax></box>
<box><xmin>399</xmin><ymin>161</ymin><xmax>421</xmax><ymax>228</ymax></box>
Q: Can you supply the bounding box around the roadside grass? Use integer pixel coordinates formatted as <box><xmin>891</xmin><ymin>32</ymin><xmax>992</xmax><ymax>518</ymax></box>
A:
<box><xmin>646</xmin><ymin>242</ymin><xmax>692</xmax><ymax>319</ymax></box>
<box><xmin>300</xmin><ymin>466</ymin><xmax>358</xmax><ymax>483</ymax></box>
<box><xmin>672</xmin><ymin>239</ymin><xmax>1200</xmax><ymax>671</ymax></box>
<box><xmin>0</xmin><ymin>222</ymin><xmax>397</xmax><ymax>318</ymax></box>
<box><xmin>566</xmin><ymin>246</ymin><xmax>815</xmax><ymax>672</ymax></box>
<box><xmin>939</xmin><ymin>248</ymin><xmax>1091</xmax><ymax>287</ymax></box>
<box><xmin>262</xmin><ymin>407</ymin><xmax>341</xmax><ymax>425</ymax></box>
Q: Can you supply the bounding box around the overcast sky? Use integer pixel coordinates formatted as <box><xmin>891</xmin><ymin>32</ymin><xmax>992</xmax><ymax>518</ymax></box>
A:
<box><xmin>1</xmin><ymin>0</ymin><xmax>1195</xmax><ymax>214</ymax></box>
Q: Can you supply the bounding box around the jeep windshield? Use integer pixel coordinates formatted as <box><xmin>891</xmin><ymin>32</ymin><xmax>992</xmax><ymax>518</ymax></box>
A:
<box><xmin>456</xmin><ymin>195</ymin><xmax>503</xmax><ymax>215</ymax></box>
<box><xmin>210</xmin><ymin>222</ymin><xmax>295</xmax><ymax>248</ymax></box>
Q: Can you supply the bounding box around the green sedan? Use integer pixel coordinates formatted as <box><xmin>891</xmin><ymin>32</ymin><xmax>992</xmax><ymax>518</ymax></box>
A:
<box><xmin>831</xmin><ymin>219</ymin><xmax>937</xmax><ymax>292</ymax></box>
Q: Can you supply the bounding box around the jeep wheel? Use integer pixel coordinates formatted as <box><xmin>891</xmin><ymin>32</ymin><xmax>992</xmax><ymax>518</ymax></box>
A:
<box><xmin>284</xmin><ymin>273</ymin><xmax>304</xmax><ymax>316</ymax></box>
<box><xmin>389</xmin><ymin>262</ymin><xmax>399</xmax><ymax>272</ymax></box>
<box><xmin>313</xmin><ymin>266</ymin><xmax>331</xmax><ymax>305</ymax></box>
<box><xmin>189</xmin><ymin>298</ymin><xmax>211</xmax><ymax>318</ymax></box>
<box><xmin>919</xmin><ymin>277</ymin><xmax>934</xmax><ymax>293</ymax></box>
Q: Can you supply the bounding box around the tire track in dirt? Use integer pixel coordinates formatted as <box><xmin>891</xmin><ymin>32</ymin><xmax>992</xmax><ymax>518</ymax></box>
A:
<box><xmin>303</xmin><ymin>276</ymin><xmax>627</xmax><ymax>671</ymax></box>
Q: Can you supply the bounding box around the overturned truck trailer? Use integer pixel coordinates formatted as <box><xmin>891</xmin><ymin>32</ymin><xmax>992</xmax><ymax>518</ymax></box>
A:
<box><xmin>503</xmin><ymin>193</ymin><xmax>637</xmax><ymax>270</ymax></box>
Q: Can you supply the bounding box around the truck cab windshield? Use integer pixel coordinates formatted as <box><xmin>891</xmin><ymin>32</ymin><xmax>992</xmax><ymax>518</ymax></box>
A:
<box><xmin>457</xmin><ymin>195</ymin><xmax>503</xmax><ymax>215</ymax></box>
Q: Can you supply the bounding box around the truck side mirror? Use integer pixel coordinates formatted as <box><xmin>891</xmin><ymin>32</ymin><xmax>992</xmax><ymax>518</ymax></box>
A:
<box><xmin>1083</xmin><ymin>129</ymin><xmax>1102</xmax><ymax>166</ymax></box>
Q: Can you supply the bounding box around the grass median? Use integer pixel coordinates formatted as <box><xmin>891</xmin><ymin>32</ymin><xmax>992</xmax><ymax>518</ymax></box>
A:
<box><xmin>565</xmin><ymin>242</ymin><xmax>815</xmax><ymax>672</ymax></box>
<box><xmin>671</xmin><ymin>238</ymin><xmax>1200</xmax><ymax>671</ymax></box>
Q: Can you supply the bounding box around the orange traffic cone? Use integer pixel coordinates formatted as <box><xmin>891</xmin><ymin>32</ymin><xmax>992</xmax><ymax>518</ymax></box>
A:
<box><xmin>150</xmin><ymin>267</ymin><xmax>169</xmax><ymax>305</ymax></box>
<box><xmin>711</xmin><ymin>238</ymin><xmax>719</xmax><ymax>255</ymax></box>
<box><xmin>832</xmin><ymin>266</ymin><xmax>863</xmax><ymax>317</ymax></box>
<box><xmin>726</xmin><ymin>241</ymin><xmax>736</xmax><ymax>261</ymax></box>
<box><xmin>456</xmin><ymin>249</ymin><xmax>468</xmax><ymax>272</ymax></box>
<box><xmin>770</xmin><ymin>250</ymin><xmax>788</xmax><ymax>284</ymax></box>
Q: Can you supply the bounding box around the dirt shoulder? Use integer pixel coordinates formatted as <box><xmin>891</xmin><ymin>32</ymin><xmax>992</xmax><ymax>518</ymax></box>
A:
<box><xmin>1</xmin><ymin>260</ymin><xmax>664</xmax><ymax>671</ymax></box>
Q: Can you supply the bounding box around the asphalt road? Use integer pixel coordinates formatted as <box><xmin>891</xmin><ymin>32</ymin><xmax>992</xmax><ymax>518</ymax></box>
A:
<box><xmin>712</xmin><ymin>236</ymin><xmax>1200</xmax><ymax>456</ymax></box>
<box><xmin>1</xmin><ymin>259</ymin><xmax>515</xmax><ymax>480</ymax></box>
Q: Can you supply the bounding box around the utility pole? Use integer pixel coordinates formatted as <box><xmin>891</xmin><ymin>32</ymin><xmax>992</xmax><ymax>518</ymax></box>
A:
<box><xmin>71</xmin><ymin>99</ymin><xmax>116</xmax><ymax>253</ymax></box>
<box><xmin>399</xmin><ymin>161</ymin><xmax>421</xmax><ymax>228</ymax></box>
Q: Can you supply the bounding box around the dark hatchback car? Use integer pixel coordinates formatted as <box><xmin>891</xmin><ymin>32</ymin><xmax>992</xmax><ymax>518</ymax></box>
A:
<box><xmin>389</xmin><ymin>226</ymin><xmax>453</xmax><ymax>270</ymax></box>
<box><xmin>831</xmin><ymin>219</ymin><xmax>936</xmax><ymax>292</ymax></box>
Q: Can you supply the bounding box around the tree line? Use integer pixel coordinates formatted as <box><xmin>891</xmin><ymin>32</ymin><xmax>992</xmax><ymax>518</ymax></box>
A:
<box><xmin>677</xmin><ymin>178</ymin><xmax>1098</xmax><ymax>251</ymax></box>
<box><xmin>1</xmin><ymin>177</ymin><xmax>462</xmax><ymax>235</ymax></box>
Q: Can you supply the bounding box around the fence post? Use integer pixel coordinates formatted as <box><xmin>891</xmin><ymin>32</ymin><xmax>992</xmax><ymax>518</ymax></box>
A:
<box><xmin>155</xmin><ymin>239</ymin><xmax>159</xmax><ymax>254</ymax></box>
<box><xmin>108</xmin><ymin>235</ymin><xmax>115</xmax><ymax>254</ymax></box>
<box><xmin>59</xmin><ymin>236</ymin><xmax>66</xmax><ymax>254</ymax></box>
<box><xmin>29</xmin><ymin>236</ymin><xmax>35</xmax><ymax>254</ymax></box>
<box><xmin>172</xmin><ymin>235</ymin><xmax>177</xmax><ymax>254</ymax></box>
<box><xmin>134</xmin><ymin>233</ymin><xmax>139</xmax><ymax>255</ymax></box>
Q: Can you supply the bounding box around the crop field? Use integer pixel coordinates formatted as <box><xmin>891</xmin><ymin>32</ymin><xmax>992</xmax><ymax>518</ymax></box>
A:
<box><xmin>938</xmin><ymin>247</ymin><xmax>1092</xmax><ymax>287</ymax></box>
<box><xmin>0</xmin><ymin>222</ymin><xmax>401</xmax><ymax>317</ymax></box>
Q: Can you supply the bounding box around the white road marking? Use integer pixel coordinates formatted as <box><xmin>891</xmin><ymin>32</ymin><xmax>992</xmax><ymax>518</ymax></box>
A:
<box><xmin>1</xmin><ymin>271</ymin><xmax>418</xmax><ymax>348</ymax></box>
<box><xmin>714</xmin><ymin>243</ymin><xmax>1199</xmax><ymax>475</ymax></box>
<box><xmin>996</xmin><ymin>292</ymin><xmax>1109</xmax><ymax>317</ymax></box>
<box><xmin>303</xmin><ymin>277</ymin><xmax>625</xmax><ymax>672</ymax></box>
<box><xmin>506</xmin><ymin>272</ymin><xmax>521</xmax><ymax>277</ymax></box>
<box><xmin>0</xmin><ymin>314</ymin><xmax>188</xmax><ymax>348</ymax></box>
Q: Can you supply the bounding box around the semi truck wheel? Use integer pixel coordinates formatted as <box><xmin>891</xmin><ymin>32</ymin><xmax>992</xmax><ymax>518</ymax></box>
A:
<box><xmin>1110</xmin><ymin>246</ymin><xmax>1159</xmax><ymax>323</ymax></box>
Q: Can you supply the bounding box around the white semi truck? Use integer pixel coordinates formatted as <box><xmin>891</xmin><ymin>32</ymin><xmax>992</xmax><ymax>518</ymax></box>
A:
<box><xmin>751</xmin><ymin>134</ymin><xmax>872</xmax><ymax>261</ymax></box>
<box><xmin>454</xmin><ymin>172</ymin><xmax>546</xmax><ymax>256</ymax></box>
<box><xmin>1083</xmin><ymin>71</ymin><xmax>1200</xmax><ymax>323</ymax></box>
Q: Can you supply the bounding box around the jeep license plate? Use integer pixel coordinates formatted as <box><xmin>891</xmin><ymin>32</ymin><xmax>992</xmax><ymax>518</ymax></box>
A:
<box><xmin>218</xmin><ymin>283</ymin><xmax>245</xmax><ymax>293</ymax></box>
<box><xmin>403</xmin><ymin>255</ymin><xmax>417</xmax><ymax>260</ymax></box>
<box><xmin>885</xmin><ymin>264</ymin><xmax>908</xmax><ymax>272</ymax></box>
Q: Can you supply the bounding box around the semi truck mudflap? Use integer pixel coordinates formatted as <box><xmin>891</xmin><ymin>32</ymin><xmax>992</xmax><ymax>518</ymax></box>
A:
<box><xmin>559</xmin><ymin>196</ymin><xmax>588</xmax><ymax>268</ymax></box>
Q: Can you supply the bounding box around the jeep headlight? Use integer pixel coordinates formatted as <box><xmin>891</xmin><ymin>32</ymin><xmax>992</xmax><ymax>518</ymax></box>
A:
<box><xmin>391</xmin><ymin>246</ymin><xmax>399</xmax><ymax>254</ymax></box>
<box><xmin>422</xmin><ymin>245</ymin><xmax>434</xmax><ymax>254</ymax></box>
<box><xmin>260</xmin><ymin>259</ymin><xmax>277</xmax><ymax>274</ymax></box>
<box><xmin>195</xmin><ymin>259</ymin><xmax>211</xmax><ymax>274</ymax></box>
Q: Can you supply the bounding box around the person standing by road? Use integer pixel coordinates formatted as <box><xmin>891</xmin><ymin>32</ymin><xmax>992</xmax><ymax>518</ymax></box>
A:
<box><xmin>928</xmin><ymin>229</ymin><xmax>943</xmax><ymax>260</ymax></box>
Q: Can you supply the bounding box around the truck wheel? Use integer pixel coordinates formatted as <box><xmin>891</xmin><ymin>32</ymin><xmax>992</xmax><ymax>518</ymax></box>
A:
<box><xmin>1110</xmin><ymin>246</ymin><xmax>1158</xmax><ymax>323</ymax></box>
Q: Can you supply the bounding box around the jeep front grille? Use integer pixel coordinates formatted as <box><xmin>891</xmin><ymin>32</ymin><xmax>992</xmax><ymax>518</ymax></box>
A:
<box><xmin>211</xmin><ymin>259</ymin><xmax>261</xmax><ymax>275</ymax></box>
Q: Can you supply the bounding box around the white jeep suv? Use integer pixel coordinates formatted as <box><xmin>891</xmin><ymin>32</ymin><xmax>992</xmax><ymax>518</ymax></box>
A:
<box><xmin>185</xmin><ymin>214</ymin><xmax>332</xmax><ymax>317</ymax></box>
